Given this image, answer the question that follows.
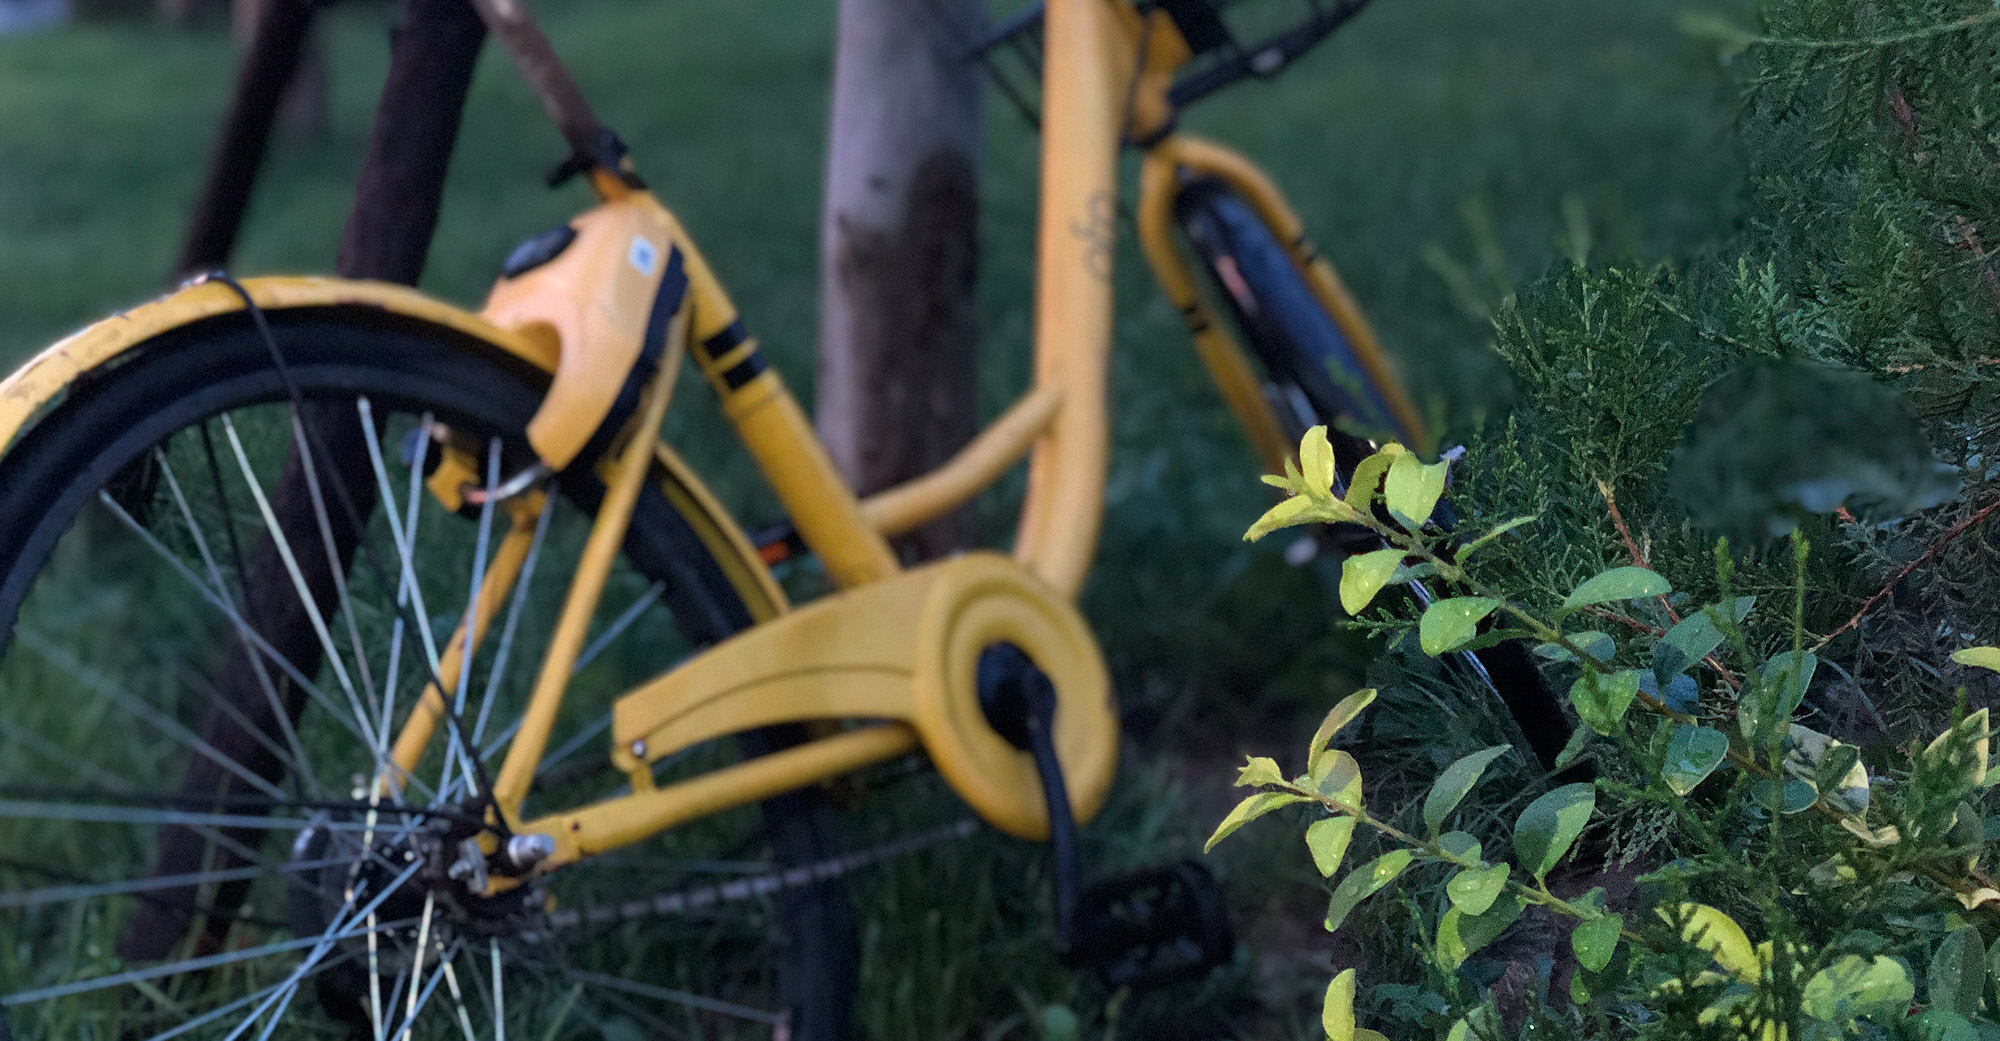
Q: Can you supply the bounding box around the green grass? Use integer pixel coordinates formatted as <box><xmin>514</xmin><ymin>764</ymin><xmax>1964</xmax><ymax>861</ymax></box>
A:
<box><xmin>0</xmin><ymin>0</ymin><xmax>1750</xmax><ymax>1035</ymax></box>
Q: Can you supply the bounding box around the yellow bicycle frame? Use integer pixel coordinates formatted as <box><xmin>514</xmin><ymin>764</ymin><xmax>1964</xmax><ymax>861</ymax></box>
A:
<box><xmin>0</xmin><ymin>0</ymin><xmax>1424</xmax><ymax>886</ymax></box>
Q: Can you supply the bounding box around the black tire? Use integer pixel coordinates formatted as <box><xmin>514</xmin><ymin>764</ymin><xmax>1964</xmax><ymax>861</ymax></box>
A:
<box><xmin>1176</xmin><ymin>182</ymin><xmax>1576</xmax><ymax>770</ymax></box>
<box><xmin>0</xmin><ymin>309</ymin><xmax>855</xmax><ymax>1038</ymax></box>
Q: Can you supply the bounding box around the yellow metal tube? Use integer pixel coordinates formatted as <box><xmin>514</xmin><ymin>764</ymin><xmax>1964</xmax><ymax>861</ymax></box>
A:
<box><xmin>522</xmin><ymin>724</ymin><xmax>920</xmax><ymax>866</ymax></box>
<box><xmin>1154</xmin><ymin>135</ymin><xmax>1429</xmax><ymax>448</ymax></box>
<box><xmin>492</xmin><ymin>313</ymin><xmax>687</xmax><ymax>815</ymax></box>
<box><xmin>1135</xmin><ymin>149</ymin><xmax>1295</xmax><ymax>476</ymax></box>
<box><xmin>1013</xmin><ymin>0</ymin><xmax>1132</xmax><ymax>597</ymax></box>
<box><xmin>858</xmin><ymin>384</ymin><xmax>1063</xmax><ymax>538</ymax></box>
<box><xmin>386</xmin><ymin>493</ymin><xmax>544</xmax><ymax>788</ymax></box>
<box><xmin>672</xmin><ymin>233</ymin><xmax>900</xmax><ymax>589</ymax></box>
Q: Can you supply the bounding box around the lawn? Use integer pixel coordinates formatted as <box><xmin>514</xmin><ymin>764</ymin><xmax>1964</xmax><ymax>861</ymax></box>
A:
<box><xmin>0</xmin><ymin>0</ymin><xmax>1748</xmax><ymax>1035</ymax></box>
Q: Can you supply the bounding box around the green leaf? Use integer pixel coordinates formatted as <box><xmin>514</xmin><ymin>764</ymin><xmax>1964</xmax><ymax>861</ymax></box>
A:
<box><xmin>1749</xmin><ymin>778</ymin><xmax>1817</xmax><ymax>815</ymax></box>
<box><xmin>1801</xmin><ymin>954</ymin><xmax>1914</xmax><ymax>1022</ymax></box>
<box><xmin>1568</xmin><ymin>669</ymin><xmax>1642</xmax><ymax>735</ymax></box>
<box><xmin>1383</xmin><ymin>451</ymin><xmax>1448</xmax><ymax>527</ymax></box>
<box><xmin>1307</xmin><ymin>689</ymin><xmax>1377</xmax><ymax>777</ymax></box>
<box><xmin>1931</xmin><ymin>926</ymin><xmax>1986</xmax><ymax>1017</ymax></box>
<box><xmin>1458</xmin><ymin>514</ymin><xmax>1538</xmax><ymax>562</ymax></box>
<box><xmin>1513</xmin><ymin>783</ymin><xmax>1595</xmax><ymax>880</ymax></box>
<box><xmin>1315</xmin><ymin>750</ymin><xmax>1363</xmax><ymax>808</ymax></box>
<box><xmin>1446</xmin><ymin>863</ymin><xmax>1509</xmax><ymax>916</ymax></box>
<box><xmin>1668</xmin><ymin>903</ymin><xmax>1761</xmax><ymax>984</ymax></box>
<box><xmin>1912</xmin><ymin>1009</ymin><xmax>1979</xmax><ymax>1041</ymax></box>
<box><xmin>1921</xmin><ymin>710</ymin><xmax>1991</xmax><ymax>798</ymax></box>
<box><xmin>1661</xmin><ymin>725</ymin><xmax>1730</xmax><ymax>796</ymax></box>
<box><xmin>1437</xmin><ymin>893</ymin><xmax>1523</xmax><ymax>970</ymax></box>
<box><xmin>1423</xmin><ymin>745</ymin><xmax>1512</xmax><ymax>835</ymax></box>
<box><xmin>1205</xmin><ymin>792</ymin><xmax>1308</xmax><ymax>853</ymax></box>
<box><xmin>1571</xmin><ymin>913</ymin><xmax>1623</xmax><ymax>973</ymax></box>
<box><xmin>1436</xmin><ymin>831</ymin><xmax>1480</xmax><ymax>861</ymax></box>
<box><xmin>1324</xmin><ymin>850</ymin><xmax>1413</xmax><ymax>933</ymax></box>
<box><xmin>1560</xmin><ymin>566</ymin><xmax>1670</xmax><ymax>613</ymax></box>
<box><xmin>1306</xmin><ymin>816</ymin><xmax>1358</xmax><ymax>878</ymax></box>
<box><xmin>1344</xmin><ymin>445</ymin><xmax>1401</xmax><ymax>508</ymax></box>
<box><xmin>1654</xmin><ymin>605</ymin><xmax>1730</xmax><ymax>680</ymax></box>
<box><xmin>1339</xmin><ymin>549</ymin><xmax>1405</xmax><ymax>615</ymax></box>
<box><xmin>1234</xmin><ymin>756</ymin><xmax>1283</xmax><ymax>788</ymax></box>
<box><xmin>1956</xmin><ymin>647</ymin><xmax>2000</xmax><ymax>674</ymax></box>
<box><xmin>1419</xmin><ymin>597</ymin><xmax>1501</xmax><ymax>656</ymax></box>
<box><xmin>1244</xmin><ymin>494</ymin><xmax>1318</xmax><ymax>542</ymax></box>
<box><xmin>1534</xmin><ymin>630</ymin><xmax>1614</xmax><ymax>665</ymax></box>
<box><xmin>1299</xmin><ymin>426</ymin><xmax>1336</xmax><ymax>498</ymax></box>
<box><xmin>1322</xmin><ymin>968</ymin><xmax>1355</xmax><ymax>1041</ymax></box>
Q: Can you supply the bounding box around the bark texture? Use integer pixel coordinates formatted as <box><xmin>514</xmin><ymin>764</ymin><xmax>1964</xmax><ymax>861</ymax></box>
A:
<box><xmin>816</xmin><ymin>0</ymin><xmax>983</xmax><ymax>561</ymax></box>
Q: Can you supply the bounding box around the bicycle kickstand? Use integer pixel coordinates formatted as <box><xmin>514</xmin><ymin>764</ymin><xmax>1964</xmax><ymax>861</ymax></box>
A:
<box><xmin>976</xmin><ymin>645</ymin><xmax>1236</xmax><ymax>989</ymax></box>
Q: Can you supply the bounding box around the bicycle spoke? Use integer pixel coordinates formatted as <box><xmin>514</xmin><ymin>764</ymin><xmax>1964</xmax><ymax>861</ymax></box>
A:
<box><xmin>1</xmin><ymin>859</ymin><xmax>422</xmax><ymax>1008</ymax></box>
<box><xmin>574</xmin><ymin>579</ymin><xmax>667</xmax><ymax>675</ymax></box>
<box><xmin>287</xmin><ymin>410</ymin><xmax>384</xmax><ymax>751</ymax></box>
<box><xmin>218</xmin><ymin>414</ymin><xmax>381</xmax><ymax>755</ymax></box>
<box><xmin>438</xmin><ymin>438</ymin><xmax>503</xmax><ymax>800</ymax></box>
<box><xmin>12</xmin><ymin>628</ymin><xmax>290</xmax><ymax>805</ymax></box>
<box><xmin>563</xmin><ymin>969</ymin><xmax>786</xmax><ymax>1027</ymax></box>
<box><xmin>94</xmin><ymin>489</ymin><xmax>377</xmax><ymax>754</ymax></box>
<box><xmin>470</xmin><ymin>492</ymin><xmax>555</xmax><ymax>751</ymax></box>
<box><xmin>155</xmin><ymin>446</ymin><xmax>328</xmax><ymax>799</ymax></box>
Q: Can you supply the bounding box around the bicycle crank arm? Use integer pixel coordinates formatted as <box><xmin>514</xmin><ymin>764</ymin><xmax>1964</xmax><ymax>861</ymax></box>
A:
<box><xmin>979</xmin><ymin>646</ymin><xmax>1236</xmax><ymax>988</ymax></box>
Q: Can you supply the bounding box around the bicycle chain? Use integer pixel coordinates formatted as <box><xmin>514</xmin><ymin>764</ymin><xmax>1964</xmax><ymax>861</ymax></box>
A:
<box><xmin>543</xmin><ymin>818</ymin><xmax>978</xmax><ymax>930</ymax></box>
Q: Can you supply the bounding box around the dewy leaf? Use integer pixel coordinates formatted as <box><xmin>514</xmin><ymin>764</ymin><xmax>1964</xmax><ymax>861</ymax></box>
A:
<box><xmin>1662</xmin><ymin>725</ymin><xmax>1730</xmax><ymax>796</ymax></box>
<box><xmin>1345</xmin><ymin>444</ymin><xmax>1403</xmax><ymax>509</ymax></box>
<box><xmin>1307</xmin><ymin>689</ymin><xmax>1377</xmax><ymax>778</ymax></box>
<box><xmin>1572</xmin><ymin>913</ymin><xmax>1623</xmax><ymax>973</ymax></box>
<box><xmin>1383</xmin><ymin>451</ymin><xmax>1448</xmax><ymax>527</ymax></box>
<box><xmin>1306</xmin><ymin>816</ymin><xmax>1358</xmax><ymax>878</ymax></box>
<box><xmin>1314</xmin><ymin>749</ymin><xmax>1364</xmax><ymax>808</ymax></box>
<box><xmin>1930</xmin><ymin>926</ymin><xmax>1986</xmax><ymax>1017</ymax></box>
<box><xmin>1299</xmin><ymin>425</ymin><xmax>1337</xmax><ymax>499</ymax></box>
<box><xmin>1655</xmin><ymin>606</ymin><xmax>1731</xmax><ymax>680</ymax></box>
<box><xmin>1801</xmin><ymin>954</ymin><xmax>1914</xmax><ymax>1022</ymax></box>
<box><xmin>1423</xmin><ymin>745</ymin><xmax>1513</xmax><ymax>835</ymax></box>
<box><xmin>1419</xmin><ymin>598</ymin><xmax>1501</xmax><ymax>656</ymax></box>
<box><xmin>1234</xmin><ymin>756</ymin><xmax>1283</xmax><ymax>788</ymax></box>
<box><xmin>1535</xmin><ymin>630</ymin><xmax>1615</xmax><ymax>665</ymax></box>
<box><xmin>1446</xmin><ymin>863</ymin><xmax>1509</xmax><ymax>916</ymax></box>
<box><xmin>1569</xmin><ymin>669</ymin><xmax>1642</xmax><ymax>735</ymax></box>
<box><xmin>1514</xmin><ymin>783</ymin><xmax>1595</xmax><ymax>880</ymax></box>
<box><xmin>1324</xmin><ymin>850</ymin><xmax>1413</xmax><ymax>933</ymax></box>
<box><xmin>1560</xmin><ymin>567</ymin><xmax>1671</xmax><ymax>613</ymax></box>
<box><xmin>1437</xmin><ymin>893</ymin><xmax>1523</xmax><ymax>969</ymax></box>
<box><xmin>1340</xmin><ymin>549</ymin><xmax>1405</xmax><ymax>615</ymax></box>
<box><xmin>1955</xmin><ymin>647</ymin><xmax>2000</xmax><ymax>674</ymax></box>
<box><xmin>1667</xmin><ymin>903</ymin><xmax>1760</xmax><ymax>984</ymax></box>
<box><xmin>1205</xmin><ymin>792</ymin><xmax>1308</xmax><ymax>853</ymax></box>
<box><xmin>1322</xmin><ymin>968</ymin><xmax>1356</xmax><ymax>1041</ymax></box>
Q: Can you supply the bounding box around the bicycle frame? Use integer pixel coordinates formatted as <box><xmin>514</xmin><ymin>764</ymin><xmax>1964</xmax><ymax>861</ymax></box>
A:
<box><xmin>0</xmin><ymin>0</ymin><xmax>1426</xmax><ymax>890</ymax></box>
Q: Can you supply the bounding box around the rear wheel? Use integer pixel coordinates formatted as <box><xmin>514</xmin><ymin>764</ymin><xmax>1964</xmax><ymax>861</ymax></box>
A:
<box><xmin>0</xmin><ymin>310</ymin><xmax>855</xmax><ymax>1039</ymax></box>
<box><xmin>1176</xmin><ymin>181</ymin><xmax>1576</xmax><ymax>769</ymax></box>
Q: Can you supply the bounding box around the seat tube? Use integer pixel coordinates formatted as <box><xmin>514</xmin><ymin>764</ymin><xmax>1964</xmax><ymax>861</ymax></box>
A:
<box><xmin>1013</xmin><ymin>0</ymin><xmax>1134</xmax><ymax>598</ymax></box>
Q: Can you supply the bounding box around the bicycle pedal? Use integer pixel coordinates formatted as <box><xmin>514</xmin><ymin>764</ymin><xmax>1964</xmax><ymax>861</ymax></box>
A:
<box><xmin>1066</xmin><ymin>859</ymin><xmax>1234</xmax><ymax>989</ymax></box>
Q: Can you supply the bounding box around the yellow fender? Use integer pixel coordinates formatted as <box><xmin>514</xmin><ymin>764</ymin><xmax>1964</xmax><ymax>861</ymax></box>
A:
<box><xmin>0</xmin><ymin>275</ymin><xmax>784</xmax><ymax>619</ymax></box>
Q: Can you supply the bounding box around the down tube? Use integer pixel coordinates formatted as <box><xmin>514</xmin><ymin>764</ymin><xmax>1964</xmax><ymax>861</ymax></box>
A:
<box><xmin>1013</xmin><ymin>0</ymin><xmax>1133</xmax><ymax>598</ymax></box>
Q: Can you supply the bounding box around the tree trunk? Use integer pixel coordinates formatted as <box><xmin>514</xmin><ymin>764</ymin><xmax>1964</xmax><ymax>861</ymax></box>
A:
<box><xmin>816</xmin><ymin>0</ymin><xmax>983</xmax><ymax>562</ymax></box>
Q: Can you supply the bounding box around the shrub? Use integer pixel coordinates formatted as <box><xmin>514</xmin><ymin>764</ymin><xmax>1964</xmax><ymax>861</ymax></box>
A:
<box><xmin>1214</xmin><ymin>428</ymin><xmax>2000</xmax><ymax>1041</ymax></box>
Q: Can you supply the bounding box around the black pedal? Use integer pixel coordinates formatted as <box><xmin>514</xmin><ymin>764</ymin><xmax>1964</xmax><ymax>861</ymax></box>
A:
<box><xmin>1069</xmin><ymin>860</ymin><xmax>1235</xmax><ymax>989</ymax></box>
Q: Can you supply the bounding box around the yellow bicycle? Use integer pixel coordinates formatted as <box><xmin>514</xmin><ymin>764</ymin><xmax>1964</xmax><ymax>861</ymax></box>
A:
<box><xmin>0</xmin><ymin>0</ymin><xmax>1563</xmax><ymax>1035</ymax></box>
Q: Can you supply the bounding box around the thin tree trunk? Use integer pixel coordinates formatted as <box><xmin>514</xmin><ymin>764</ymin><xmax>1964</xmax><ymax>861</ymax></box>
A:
<box><xmin>816</xmin><ymin>0</ymin><xmax>984</xmax><ymax>561</ymax></box>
